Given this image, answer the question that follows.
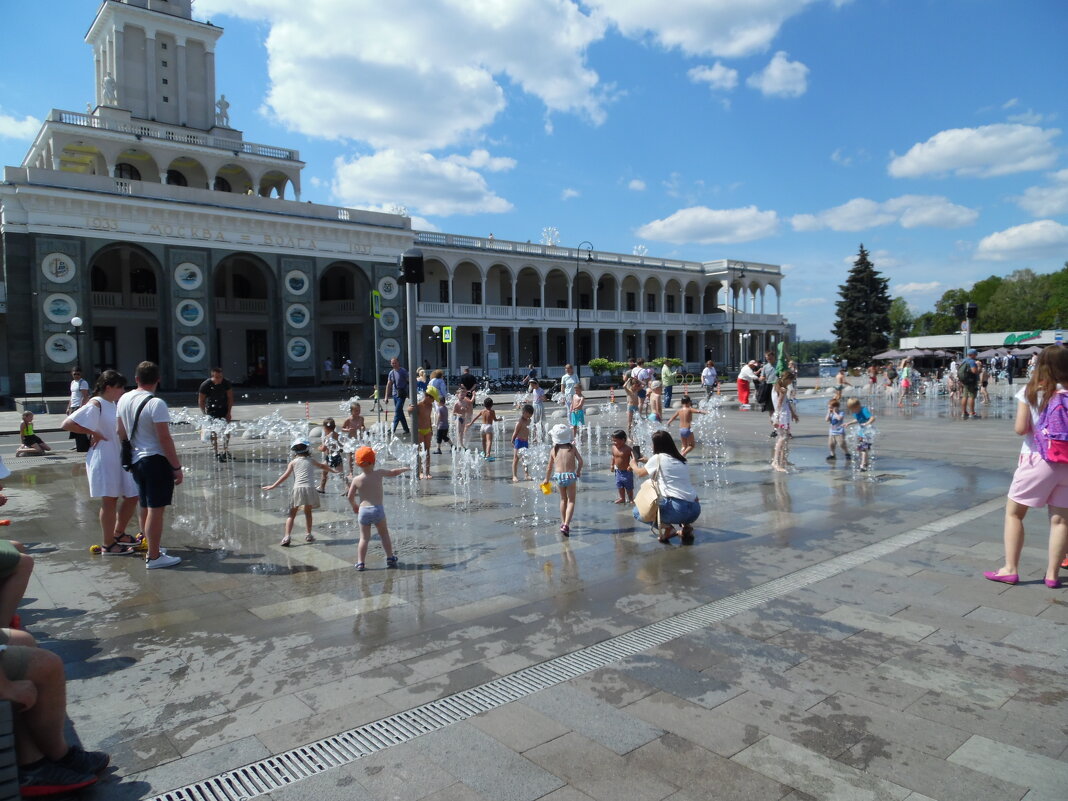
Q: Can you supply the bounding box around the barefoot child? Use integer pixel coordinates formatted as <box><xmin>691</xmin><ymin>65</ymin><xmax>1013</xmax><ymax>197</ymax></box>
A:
<box><xmin>546</xmin><ymin>424</ymin><xmax>584</xmax><ymax>536</ymax></box>
<box><xmin>610</xmin><ymin>429</ymin><xmax>635</xmax><ymax>503</ymax></box>
<box><xmin>529</xmin><ymin>380</ymin><xmax>546</xmax><ymax>442</ymax></box>
<box><xmin>825</xmin><ymin>398</ymin><xmax>851</xmax><ymax>462</ymax></box>
<box><xmin>434</xmin><ymin>393</ymin><xmax>452</xmax><ymax>454</ymax></box>
<box><xmin>665</xmin><ymin>396</ymin><xmax>706</xmax><ymax>456</ymax></box>
<box><xmin>648</xmin><ymin>380</ymin><xmax>663</xmax><ymax>423</ymax></box>
<box><xmin>16</xmin><ymin>412</ymin><xmax>51</xmax><ymax>456</ymax></box>
<box><xmin>347</xmin><ymin>446</ymin><xmax>408</xmax><ymax>571</ymax></box>
<box><xmin>453</xmin><ymin>391</ymin><xmax>473</xmax><ymax>449</ymax></box>
<box><xmin>474</xmin><ymin>397</ymin><xmax>500</xmax><ymax>459</ymax></box>
<box><xmin>340</xmin><ymin>403</ymin><xmax>366</xmax><ymax>474</ymax></box>
<box><xmin>845</xmin><ymin>397</ymin><xmax>876</xmax><ymax>471</ymax></box>
<box><xmin>623</xmin><ymin>374</ymin><xmax>640</xmax><ymax>434</ymax></box>
<box><xmin>262</xmin><ymin>438</ymin><xmax>337</xmax><ymax>545</ymax></box>
<box><xmin>511</xmin><ymin>404</ymin><xmax>534</xmax><ymax>482</ymax></box>
<box><xmin>771</xmin><ymin>371</ymin><xmax>800</xmax><ymax>472</ymax></box>
<box><xmin>317</xmin><ymin>418</ymin><xmax>344</xmax><ymax>492</ymax></box>
<box><xmin>569</xmin><ymin>384</ymin><xmax>586</xmax><ymax>441</ymax></box>
<box><xmin>410</xmin><ymin>388</ymin><xmax>437</xmax><ymax>478</ymax></box>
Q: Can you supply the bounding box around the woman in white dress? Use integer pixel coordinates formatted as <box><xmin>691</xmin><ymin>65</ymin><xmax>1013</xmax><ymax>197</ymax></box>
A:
<box><xmin>61</xmin><ymin>370</ymin><xmax>142</xmax><ymax>554</ymax></box>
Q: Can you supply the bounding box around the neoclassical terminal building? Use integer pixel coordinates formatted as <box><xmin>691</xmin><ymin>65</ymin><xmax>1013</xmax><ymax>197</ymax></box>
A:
<box><xmin>0</xmin><ymin>0</ymin><xmax>791</xmax><ymax>394</ymax></box>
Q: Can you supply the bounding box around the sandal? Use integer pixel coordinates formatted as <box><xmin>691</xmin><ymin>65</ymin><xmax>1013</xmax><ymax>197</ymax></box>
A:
<box><xmin>113</xmin><ymin>532</ymin><xmax>144</xmax><ymax>546</ymax></box>
<box><xmin>280</xmin><ymin>536</ymin><xmax>291</xmax><ymax>547</ymax></box>
<box><xmin>355</xmin><ymin>562</ymin><xmax>365</xmax><ymax>571</ymax></box>
<box><xmin>560</xmin><ymin>524</ymin><xmax>570</xmax><ymax>537</ymax></box>
<box><xmin>657</xmin><ymin>526</ymin><xmax>677</xmax><ymax>543</ymax></box>
<box><xmin>101</xmin><ymin>541</ymin><xmax>137</xmax><ymax>555</ymax></box>
<box><xmin>305</xmin><ymin>533</ymin><xmax>315</xmax><ymax>543</ymax></box>
<box><xmin>680</xmin><ymin>524</ymin><xmax>695</xmax><ymax>544</ymax></box>
<box><xmin>386</xmin><ymin>555</ymin><xmax>398</xmax><ymax>568</ymax></box>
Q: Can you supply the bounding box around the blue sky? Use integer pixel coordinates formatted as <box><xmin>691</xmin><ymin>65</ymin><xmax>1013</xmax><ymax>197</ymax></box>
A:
<box><xmin>1</xmin><ymin>0</ymin><xmax>1065</xmax><ymax>339</ymax></box>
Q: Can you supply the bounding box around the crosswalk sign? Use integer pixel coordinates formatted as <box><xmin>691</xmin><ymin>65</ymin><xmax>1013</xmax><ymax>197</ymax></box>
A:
<box><xmin>371</xmin><ymin>290</ymin><xmax>381</xmax><ymax>319</ymax></box>
<box><xmin>442</xmin><ymin>326</ymin><xmax>453</xmax><ymax>343</ymax></box>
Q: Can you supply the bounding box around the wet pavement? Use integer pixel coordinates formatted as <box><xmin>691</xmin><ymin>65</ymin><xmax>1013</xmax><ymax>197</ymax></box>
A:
<box><xmin>4</xmin><ymin>383</ymin><xmax>1067</xmax><ymax>800</ymax></box>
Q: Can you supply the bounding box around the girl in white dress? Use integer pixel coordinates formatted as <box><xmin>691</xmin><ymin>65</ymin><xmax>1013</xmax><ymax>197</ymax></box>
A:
<box><xmin>61</xmin><ymin>370</ymin><xmax>143</xmax><ymax>554</ymax></box>
<box><xmin>262</xmin><ymin>439</ymin><xmax>337</xmax><ymax>545</ymax></box>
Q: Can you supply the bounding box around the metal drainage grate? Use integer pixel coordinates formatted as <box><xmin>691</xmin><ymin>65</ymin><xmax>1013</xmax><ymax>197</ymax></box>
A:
<box><xmin>148</xmin><ymin>497</ymin><xmax>1003</xmax><ymax>801</ymax></box>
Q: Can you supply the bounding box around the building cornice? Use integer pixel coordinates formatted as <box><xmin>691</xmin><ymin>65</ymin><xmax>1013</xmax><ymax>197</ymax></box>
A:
<box><xmin>87</xmin><ymin>1</ymin><xmax>223</xmax><ymax>50</ymax></box>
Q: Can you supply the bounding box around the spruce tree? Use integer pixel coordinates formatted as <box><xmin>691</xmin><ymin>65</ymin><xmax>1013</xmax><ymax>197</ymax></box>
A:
<box><xmin>832</xmin><ymin>245</ymin><xmax>891</xmax><ymax>366</ymax></box>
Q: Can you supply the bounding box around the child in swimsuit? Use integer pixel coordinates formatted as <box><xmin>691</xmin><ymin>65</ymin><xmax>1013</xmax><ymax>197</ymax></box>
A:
<box><xmin>771</xmin><ymin>371</ymin><xmax>800</xmax><ymax>473</ymax></box>
<box><xmin>610</xmin><ymin>429</ymin><xmax>635</xmax><ymax>504</ymax></box>
<box><xmin>317</xmin><ymin>418</ymin><xmax>344</xmax><ymax>492</ymax></box>
<box><xmin>340</xmin><ymin>403</ymin><xmax>366</xmax><ymax>475</ymax></box>
<box><xmin>347</xmin><ymin>446</ymin><xmax>409</xmax><ymax>571</ymax></box>
<box><xmin>511</xmin><ymin>404</ymin><xmax>533</xmax><ymax>482</ymax></box>
<box><xmin>453</xmin><ymin>391</ymin><xmax>473</xmax><ymax>449</ymax></box>
<box><xmin>16</xmin><ymin>412</ymin><xmax>50</xmax><ymax>456</ymax></box>
<box><xmin>546</xmin><ymin>424</ymin><xmax>583</xmax><ymax>537</ymax></box>
<box><xmin>846</xmin><ymin>397</ymin><xmax>877</xmax><ymax>471</ymax></box>
<box><xmin>474</xmin><ymin>397</ymin><xmax>500</xmax><ymax>460</ymax></box>
<box><xmin>410</xmin><ymin>387</ymin><xmax>438</xmax><ymax>479</ymax></box>
<box><xmin>262</xmin><ymin>438</ymin><xmax>338</xmax><ymax>546</ymax></box>
<box><xmin>623</xmin><ymin>374</ymin><xmax>640</xmax><ymax>435</ymax></box>
<box><xmin>569</xmin><ymin>384</ymin><xmax>586</xmax><ymax>442</ymax></box>
<box><xmin>665</xmin><ymin>396</ymin><xmax>706</xmax><ymax>456</ymax></box>
<box><xmin>528</xmin><ymin>380</ymin><xmax>546</xmax><ymax>441</ymax></box>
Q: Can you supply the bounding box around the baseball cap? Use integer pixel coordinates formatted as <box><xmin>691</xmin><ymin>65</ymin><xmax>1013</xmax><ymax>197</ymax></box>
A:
<box><xmin>355</xmin><ymin>446</ymin><xmax>376</xmax><ymax>467</ymax></box>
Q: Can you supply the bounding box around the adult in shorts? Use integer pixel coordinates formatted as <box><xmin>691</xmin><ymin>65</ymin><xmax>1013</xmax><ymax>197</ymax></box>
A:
<box><xmin>198</xmin><ymin>367</ymin><xmax>234</xmax><ymax>462</ymax></box>
<box><xmin>117</xmin><ymin>361</ymin><xmax>183</xmax><ymax>569</ymax></box>
<box><xmin>65</xmin><ymin>368</ymin><xmax>91</xmax><ymax>452</ymax></box>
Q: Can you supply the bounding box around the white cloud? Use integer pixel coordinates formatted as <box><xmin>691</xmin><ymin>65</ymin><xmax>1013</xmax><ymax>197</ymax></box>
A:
<box><xmin>1003</xmin><ymin>98</ymin><xmax>1019</xmax><ymax>109</ymax></box>
<box><xmin>588</xmin><ymin>0</ymin><xmax>832</xmax><ymax>59</ymax></box>
<box><xmin>331</xmin><ymin>150</ymin><xmax>513</xmax><ymax>216</ymax></box>
<box><xmin>893</xmin><ymin>281</ymin><xmax>943</xmax><ymax>296</ymax></box>
<box><xmin>975</xmin><ymin>219</ymin><xmax>1068</xmax><ymax>261</ymax></box>
<box><xmin>1015</xmin><ymin>169</ymin><xmax>1068</xmax><ymax>217</ymax></box>
<box><xmin>636</xmin><ymin>205</ymin><xmax>779</xmax><ymax>244</ymax></box>
<box><xmin>0</xmin><ymin>111</ymin><xmax>40</xmax><ymax>140</ymax></box>
<box><xmin>1007</xmin><ymin>109</ymin><xmax>1046</xmax><ymax>125</ymax></box>
<box><xmin>830</xmin><ymin>148</ymin><xmax>852</xmax><ymax>166</ymax></box>
<box><xmin>746</xmin><ymin>51</ymin><xmax>809</xmax><ymax>98</ymax></box>
<box><xmin>447</xmin><ymin>149</ymin><xmax>516</xmax><ymax>173</ymax></box>
<box><xmin>196</xmin><ymin>0</ymin><xmax>607</xmax><ymax>150</ymax></box>
<box><xmin>688</xmin><ymin>62</ymin><xmax>738</xmax><ymax>92</ymax></box>
<box><xmin>628</xmin><ymin>179</ymin><xmax>646</xmax><ymax>191</ymax></box>
<box><xmin>888</xmin><ymin>124</ymin><xmax>1060</xmax><ymax>178</ymax></box>
<box><xmin>793</xmin><ymin>195</ymin><xmax>977</xmax><ymax>232</ymax></box>
<box><xmin>793</xmin><ymin>297</ymin><xmax>827</xmax><ymax>307</ymax></box>
<box><xmin>561</xmin><ymin>187</ymin><xmax>580</xmax><ymax>200</ymax></box>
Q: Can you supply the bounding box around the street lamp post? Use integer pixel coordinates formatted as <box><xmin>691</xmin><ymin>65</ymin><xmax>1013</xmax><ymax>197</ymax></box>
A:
<box><xmin>574</xmin><ymin>241</ymin><xmax>594</xmax><ymax>382</ymax></box>
<box><xmin>728</xmin><ymin>262</ymin><xmax>746</xmax><ymax>373</ymax></box>
<box><xmin>67</xmin><ymin>316</ymin><xmax>86</xmax><ymax>373</ymax></box>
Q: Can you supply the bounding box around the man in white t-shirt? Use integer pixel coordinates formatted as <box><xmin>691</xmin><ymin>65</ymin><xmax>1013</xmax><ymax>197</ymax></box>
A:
<box><xmin>630</xmin><ymin>359</ymin><xmax>650</xmax><ymax>415</ymax></box>
<box><xmin>559</xmin><ymin>364</ymin><xmax>578</xmax><ymax>409</ymax></box>
<box><xmin>116</xmin><ymin>361</ymin><xmax>183</xmax><ymax>569</ymax></box>
<box><xmin>701</xmin><ymin>360</ymin><xmax>718</xmax><ymax>400</ymax></box>
<box><xmin>66</xmin><ymin>368</ymin><xmax>91</xmax><ymax>452</ymax></box>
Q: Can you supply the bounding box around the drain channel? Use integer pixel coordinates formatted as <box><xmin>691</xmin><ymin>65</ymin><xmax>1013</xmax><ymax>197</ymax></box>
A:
<box><xmin>147</xmin><ymin>497</ymin><xmax>1003</xmax><ymax>801</ymax></box>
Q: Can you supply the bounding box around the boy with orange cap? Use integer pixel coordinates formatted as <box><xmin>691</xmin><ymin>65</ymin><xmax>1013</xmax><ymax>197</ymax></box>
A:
<box><xmin>347</xmin><ymin>446</ymin><xmax>408</xmax><ymax>571</ymax></box>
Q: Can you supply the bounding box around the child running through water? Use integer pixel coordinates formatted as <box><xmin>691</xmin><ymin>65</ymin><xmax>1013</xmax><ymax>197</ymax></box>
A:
<box><xmin>434</xmin><ymin>392</ymin><xmax>452</xmax><ymax>454</ymax></box>
<box><xmin>623</xmin><ymin>373</ymin><xmax>640</xmax><ymax>435</ymax></box>
<box><xmin>318</xmin><ymin>418</ymin><xmax>344</xmax><ymax>492</ymax></box>
<box><xmin>347</xmin><ymin>446</ymin><xmax>407</xmax><ymax>571</ymax></box>
<box><xmin>546</xmin><ymin>424</ymin><xmax>584</xmax><ymax>537</ymax></box>
<box><xmin>770</xmin><ymin>371</ymin><xmax>800</xmax><ymax>472</ymax></box>
<box><xmin>528</xmin><ymin>380</ymin><xmax>546</xmax><ymax>442</ymax></box>
<box><xmin>610</xmin><ymin>429</ymin><xmax>636</xmax><ymax>503</ymax></box>
<box><xmin>825</xmin><ymin>398</ymin><xmax>851</xmax><ymax>462</ymax></box>
<box><xmin>262</xmin><ymin>438</ymin><xmax>338</xmax><ymax>545</ymax></box>
<box><xmin>16</xmin><ymin>412</ymin><xmax>51</xmax><ymax>456</ymax></box>
<box><xmin>453</xmin><ymin>390</ymin><xmax>473</xmax><ymax>449</ymax></box>
<box><xmin>410</xmin><ymin>387</ymin><xmax>437</xmax><ymax>479</ymax></box>
<box><xmin>845</xmin><ymin>397</ymin><xmax>876</xmax><ymax>471</ymax></box>
<box><xmin>511</xmin><ymin>404</ymin><xmax>534</xmax><ymax>482</ymax></box>
<box><xmin>340</xmin><ymin>402</ymin><xmax>366</xmax><ymax>475</ymax></box>
<box><xmin>648</xmin><ymin>381</ymin><xmax>664</xmax><ymax>422</ymax></box>
<box><xmin>984</xmin><ymin>345</ymin><xmax>1068</xmax><ymax>588</ymax></box>
<box><xmin>665</xmin><ymin>396</ymin><xmax>707</xmax><ymax>457</ymax></box>
<box><xmin>569</xmin><ymin>384</ymin><xmax>586</xmax><ymax>442</ymax></box>
<box><xmin>474</xmin><ymin>397</ymin><xmax>500</xmax><ymax>460</ymax></box>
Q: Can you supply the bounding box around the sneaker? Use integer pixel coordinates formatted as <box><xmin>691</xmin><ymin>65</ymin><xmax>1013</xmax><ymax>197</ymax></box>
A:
<box><xmin>825</xmin><ymin>454</ymin><xmax>836</xmax><ymax>461</ymax></box>
<box><xmin>56</xmin><ymin>746</ymin><xmax>110</xmax><ymax>775</ymax></box>
<box><xmin>386</xmin><ymin>555</ymin><xmax>399</xmax><ymax>569</ymax></box>
<box><xmin>1061</xmin><ymin>556</ymin><xmax>1068</xmax><ymax>569</ymax></box>
<box><xmin>19</xmin><ymin>760</ymin><xmax>97</xmax><ymax>797</ymax></box>
<box><xmin>146</xmin><ymin>553</ymin><xmax>182</xmax><ymax>569</ymax></box>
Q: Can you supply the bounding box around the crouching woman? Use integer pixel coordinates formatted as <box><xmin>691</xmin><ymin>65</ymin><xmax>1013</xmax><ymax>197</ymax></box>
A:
<box><xmin>633</xmin><ymin>430</ymin><xmax>701</xmax><ymax>544</ymax></box>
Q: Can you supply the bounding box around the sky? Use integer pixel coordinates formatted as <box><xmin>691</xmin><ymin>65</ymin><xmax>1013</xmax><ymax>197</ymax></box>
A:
<box><xmin>1</xmin><ymin>0</ymin><xmax>1066</xmax><ymax>339</ymax></box>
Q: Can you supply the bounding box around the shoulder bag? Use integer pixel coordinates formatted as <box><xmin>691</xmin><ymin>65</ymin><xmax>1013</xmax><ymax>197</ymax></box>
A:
<box><xmin>120</xmin><ymin>395</ymin><xmax>153</xmax><ymax>472</ymax></box>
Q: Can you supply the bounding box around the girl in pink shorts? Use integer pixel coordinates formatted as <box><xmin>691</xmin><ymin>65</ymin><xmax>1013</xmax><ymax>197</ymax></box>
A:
<box><xmin>985</xmin><ymin>346</ymin><xmax>1068</xmax><ymax>589</ymax></box>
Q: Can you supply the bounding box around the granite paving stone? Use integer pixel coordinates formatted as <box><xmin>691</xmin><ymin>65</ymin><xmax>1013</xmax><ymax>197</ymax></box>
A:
<box><xmin>520</xmin><ymin>684</ymin><xmax>664</xmax><ymax>755</ymax></box>
<box><xmin>613</xmin><ymin>653</ymin><xmax>747</xmax><ymax>709</ymax></box>
<box><xmin>715</xmin><ymin>691</ymin><xmax>866</xmax><ymax>757</ymax></box>
<box><xmin>467</xmin><ymin>703</ymin><xmax>572</xmax><ymax>754</ymax></box>
<box><xmin>623</xmin><ymin>691</ymin><xmax>764</xmax><ymax>758</ymax></box>
<box><xmin>875</xmin><ymin>655</ymin><xmax>1019</xmax><ymax>707</ymax></box>
<box><xmin>732</xmin><ymin>735</ymin><xmax>911</xmax><ymax>801</ymax></box>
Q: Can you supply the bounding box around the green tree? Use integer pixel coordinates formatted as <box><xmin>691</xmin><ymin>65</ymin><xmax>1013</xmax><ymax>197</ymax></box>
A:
<box><xmin>794</xmin><ymin>340</ymin><xmax>834</xmax><ymax>362</ymax></box>
<box><xmin>832</xmin><ymin>245</ymin><xmax>891</xmax><ymax>366</ymax></box>
<box><xmin>888</xmin><ymin>297</ymin><xmax>913</xmax><ymax>346</ymax></box>
<box><xmin>981</xmin><ymin>269</ymin><xmax>1042</xmax><ymax>331</ymax></box>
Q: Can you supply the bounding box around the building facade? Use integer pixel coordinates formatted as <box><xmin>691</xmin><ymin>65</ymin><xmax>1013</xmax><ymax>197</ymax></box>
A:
<box><xmin>0</xmin><ymin>0</ymin><xmax>791</xmax><ymax>395</ymax></box>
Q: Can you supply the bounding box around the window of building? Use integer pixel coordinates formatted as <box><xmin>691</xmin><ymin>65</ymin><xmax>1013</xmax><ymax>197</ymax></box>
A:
<box><xmin>162</xmin><ymin>96</ymin><xmax>169</xmax><ymax>102</ymax></box>
<box><xmin>579</xmin><ymin>293</ymin><xmax>590</xmax><ymax>309</ymax></box>
<box><xmin>472</xmin><ymin>333</ymin><xmax>482</xmax><ymax>367</ymax></box>
<box><xmin>471</xmin><ymin>282</ymin><xmax>482</xmax><ymax>305</ymax></box>
<box><xmin>213</xmin><ymin>176</ymin><xmax>231</xmax><ymax>192</ymax></box>
<box><xmin>165</xmin><ymin>169</ymin><xmax>187</xmax><ymax>186</ymax></box>
<box><xmin>685</xmin><ymin>296</ymin><xmax>694</xmax><ymax>314</ymax></box>
<box><xmin>162</xmin><ymin>78</ymin><xmax>168</xmax><ymax>85</ymax></box>
<box><xmin>161</xmin><ymin>42</ymin><xmax>167</xmax><ymax>49</ymax></box>
<box><xmin>439</xmin><ymin>280</ymin><xmax>449</xmax><ymax>303</ymax></box>
<box><xmin>625</xmin><ymin>292</ymin><xmax>636</xmax><ymax>311</ymax></box>
<box><xmin>115</xmin><ymin>163</ymin><xmax>141</xmax><ymax>181</ymax></box>
<box><xmin>161</xmin><ymin>60</ymin><xmax>168</xmax><ymax>67</ymax></box>
<box><xmin>666</xmin><ymin>296</ymin><xmax>675</xmax><ymax>313</ymax></box>
<box><xmin>556</xmin><ymin>336</ymin><xmax>567</xmax><ymax>365</ymax></box>
<box><xmin>646</xmin><ymin>293</ymin><xmax>656</xmax><ymax>312</ymax></box>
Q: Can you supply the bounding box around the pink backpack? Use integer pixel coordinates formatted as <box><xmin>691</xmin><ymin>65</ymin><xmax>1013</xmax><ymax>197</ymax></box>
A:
<box><xmin>1035</xmin><ymin>390</ymin><xmax>1068</xmax><ymax>463</ymax></box>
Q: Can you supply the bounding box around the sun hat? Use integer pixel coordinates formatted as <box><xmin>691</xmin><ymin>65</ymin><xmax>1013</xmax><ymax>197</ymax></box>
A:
<box><xmin>354</xmin><ymin>446</ymin><xmax>376</xmax><ymax>467</ymax></box>
<box><xmin>549</xmin><ymin>423</ymin><xmax>573</xmax><ymax>445</ymax></box>
<box><xmin>291</xmin><ymin>438</ymin><xmax>310</xmax><ymax>452</ymax></box>
<box><xmin>425</xmin><ymin>386</ymin><xmax>441</xmax><ymax>402</ymax></box>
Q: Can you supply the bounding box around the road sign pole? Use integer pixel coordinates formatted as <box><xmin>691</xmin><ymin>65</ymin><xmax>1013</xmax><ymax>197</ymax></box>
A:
<box><xmin>372</xmin><ymin>290</ymin><xmax>381</xmax><ymax>425</ymax></box>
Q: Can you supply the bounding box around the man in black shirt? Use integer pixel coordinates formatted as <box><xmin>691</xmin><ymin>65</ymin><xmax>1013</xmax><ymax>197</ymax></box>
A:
<box><xmin>198</xmin><ymin>367</ymin><xmax>234</xmax><ymax>462</ymax></box>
